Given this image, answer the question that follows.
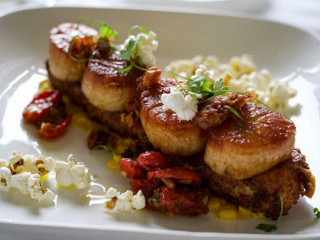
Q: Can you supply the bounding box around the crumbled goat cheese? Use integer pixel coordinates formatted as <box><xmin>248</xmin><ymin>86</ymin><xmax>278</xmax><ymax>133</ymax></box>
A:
<box><xmin>124</xmin><ymin>30</ymin><xmax>158</xmax><ymax>67</ymax></box>
<box><xmin>105</xmin><ymin>188</ymin><xmax>146</xmax><ymax>213</ymax></box>
<box><xmin>55</xmin><ymin>154</ymin><xmax>91</xmax><ymax>189</ymax></box>
<box><xmin>161</xmin><ymin>89</ymin><xmax>198</xmax><ymax>121</ymax></box>
<box><xmin>165</xmin><ymin>54</ymin><xmax>298</xmax><ymax>115</ymax></box>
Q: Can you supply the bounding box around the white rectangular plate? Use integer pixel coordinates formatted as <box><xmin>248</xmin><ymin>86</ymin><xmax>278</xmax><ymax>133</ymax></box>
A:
<box><xmin>0</xmin><ymin>6</ymin><xmax>320</xmax><ymax>240</ymax></box>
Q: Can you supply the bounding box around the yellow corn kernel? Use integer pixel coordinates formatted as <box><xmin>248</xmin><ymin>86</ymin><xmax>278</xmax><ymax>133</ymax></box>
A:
<box><xmin>208</xmin><ymin>197</ymin><xmax>221</xmax><ymax>213</ymax></box>
<box><xmin>107</xmin><ymin>157</ymin><xmax>120</xmax><ymax>170</ymax></box>
<box><xmin>218</xmin><ymin>205</ymin><xmax>238</xmax><ymax>220</ymax></box>
<box><xmin>220</xmin><ymin>199</ymin><xmax>227</xmax><ymax>205</ymax></box>
<box><xmin>38</xmin><ymin>79</ymin><xmax>53</xmax><ymax>91</ymax></box>
<box><xmin>254</xmin><ymin>212</ymin><xmax>267</xmax><ymax>220</ymax></box>
<box><xmin>239</xmin><ymin>206</ymin><xmax>253</xmax><ymax>219</ymax></box>
<box><xmin>115</xmin><ymin>138</ymin><xmax>133</xmax><ymax>154</ymax></box>
<box><xmin>40</xmin><ymin>174</ymin><xmax>49</xmax><ymax>182</ymax></box>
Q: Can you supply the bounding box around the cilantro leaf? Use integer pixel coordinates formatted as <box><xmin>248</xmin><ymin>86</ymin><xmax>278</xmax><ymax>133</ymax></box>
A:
<box><xmin>256</xmin><ymin>223</ymin><xmax>277</xmax><ymax>232</ymax></box>
<box><xmin>223</xmin><ymin>105</ymin><xmax>246</xmax><ymax>122</ymax></box>
<box><xmin>100</xmin><ymin>24</ymin><xmax>117</xmax><ymax>39</ymax></box>
<box><xmin>129</xmin><ymin>25</ymin><xmax>149</xmax><ymax>36</ymax></box>
<box><xmin>118</xmin><ymin>64</ymin><xmax>133</xmax><ymax>73</ymax></box>
<box><xmin>314</xmin><ymin>208</ymin><xmax>320</xmax><ymax>218</ymax></box>
<box><xmin>256</xmin><ymin>196</ymin><xmax>283</xmax><ymax>233</ymax></box>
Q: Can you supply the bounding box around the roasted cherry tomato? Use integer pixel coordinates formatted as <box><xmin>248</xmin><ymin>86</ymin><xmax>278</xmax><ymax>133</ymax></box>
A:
<box><xmin>136</xmin><ymin>151</ymin><xmax>169</xmax><ymax>169</ymax></box>
<box><xmin>38</xmin><ymin>115</ymin><xmax>72</xmax><ymax>139</ymax></box>
<box><xmin>23</xmin><ymin>90</ymin><xmax>61</xmax><ymax>122</ymax></box>
<box><xmin>147</xmin><ymin>186</ymin><xmax>209</xmax><ymax>216</ymax></box>
<box><xmin>119</xmin><ymin>158</ymin><xmax>145</xmax><ymax>179</ymax></box>
<box><xmin>131</xmin><ymin>179</ymin><xmax>162</xmax><ymax>196</ymax></box>
<box><xmin>147</xmin><ymin>166</ymin><xmax>201</xmax><ymax>185</ymax></box>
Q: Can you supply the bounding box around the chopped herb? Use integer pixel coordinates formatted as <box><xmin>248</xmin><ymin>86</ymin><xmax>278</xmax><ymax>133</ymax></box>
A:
<box><xmin>117</xmin><ymin>26</ymin><xmax>150</xmax><ymax>73</ymax></box>
<box><xmin>77</xmin><ymin>18</ymin><xmax>118</xmax><ymax>40</ymax></box>
<box><xmin>92</xmin><ymin>145</ymin><xmax>111</xmax><ymax>154</ymax></box>
<box><xmin>256</xmin><ymin>196</ymin><xmax>283</xmax><ymax>232</ymax></box>
<box><xmin>128</xmin><ymin>25</ymin><xmax>149</xmax><ymax>36</ymax></box>
<box><xmin>223</xmin><ymin>105</ymin><xmax>246</xmax><ymax>122</ymax></box>
<box><xmin>234</xmin><ymin>122</ymin><xmax>245</xmax><ymax>132</ymax></box>
<box><xmin>314</xmin><ymin>208</ymin><xmax>320</xmax><ymax>218</ymax></box>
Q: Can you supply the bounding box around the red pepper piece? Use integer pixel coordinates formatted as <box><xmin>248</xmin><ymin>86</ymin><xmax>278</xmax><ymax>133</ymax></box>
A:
<box><xmin>136</xmin><ymin>151</ymin><xmax>169</xmax><ymax>169</ymax></box>
<box><xmin>119</xmin><ymin>158</ymin><xmax>145</xmax><ymax>179</ymax></box>
<box><xmin>130</xmin><ymin>179</ymin><xmax>162</xmax><ymax>196</ymax></box>
<box><xmin>38</xmin><ymin>115</ymin><xmax>71</xmax><ymax>139</ymax></box>
<box><xmin>23</xmin><ymin>90</ymin><xmax>61</xmax><ymax>122</ymax></box>
<box><xmin>147</xmin><ymin>166</ymin><xmax>202</xmax><ymax>185</ymax></box>
<box><xmin>147</xmin><ymin>186</ymin><xmax>209</xmax><ymax>216</ymax></box>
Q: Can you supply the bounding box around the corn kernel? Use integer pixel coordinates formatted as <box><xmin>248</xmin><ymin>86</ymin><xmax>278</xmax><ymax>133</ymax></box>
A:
<box><xmin>38</xmin><ymin>79</ymin><xmax>53</xmax><ymax>91</ymax></box>
<box><xmin>208</xmin><ymin>197</ymin><xmax>221</xmax><ymax>213</ymax></box>
<box><xmin>218</xmin><ymin>207</ymin><xmax>238</xmax><ymax>220</ymax></box>
<box><xmin>239</xmin><ymin>206</ymin><xmax>253</xmax><ymax>219</ymax></box>
<box><xmin>254</xmin><ymin>212</ymin><xmax>267</xmax><ymax>220</ymax></box>
<box><xmin>107</xmin><ymin>158</ymin><xmax>120</xmax><ymax>170</ymax></box>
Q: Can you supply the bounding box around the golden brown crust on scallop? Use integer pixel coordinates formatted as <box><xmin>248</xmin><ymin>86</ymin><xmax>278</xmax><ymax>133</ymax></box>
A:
<box><xmin>81</xmin><ymin>54</ymin><xmax>143</xmax><ymax>112</ymax></box>
<box><xmin>140</xmin><ymin>77</ymin><xmax>207</xmax><ymax>156</ymax></box>
<box><xmin>204</xmin><ymin>103</ymin><xmax>296</xmax><ymax>180</ymax></box>
<box><xmin>48</xmin><ymin>23</ymin><xmax>97</xmax><ymax>82</ymax></box>
<box><xmin>194</xmin><ymin>149</ymin><xmax>315</xmax><ymax>219</ymax></box>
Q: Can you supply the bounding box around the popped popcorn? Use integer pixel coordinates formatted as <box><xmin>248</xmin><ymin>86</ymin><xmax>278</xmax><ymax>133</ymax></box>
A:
<box><xmin>165</xmin><ymin>54</ymin><xmax>298</xmax><ymax>115</ymax></box>
<box><xmin>105</xmin><ymin>188</ymin><xmax>146</xmax><ymax>213</ymax></box>
<box><xmin>55</xmin><ymin>154</ymin><xmax>90</xmax><ymax>189</ymax></box>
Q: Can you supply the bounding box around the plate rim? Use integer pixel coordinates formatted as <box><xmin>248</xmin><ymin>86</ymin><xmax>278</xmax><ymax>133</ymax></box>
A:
<box><xmin>0</xmin><ymin>5</ymin><xmax>319</xmax><ymax>240</ymax></box>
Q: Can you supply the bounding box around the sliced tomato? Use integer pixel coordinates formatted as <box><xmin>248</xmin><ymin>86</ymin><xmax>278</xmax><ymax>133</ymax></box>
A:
<box><xmin>136</xmin><ymin>151</ymin><xmax>169</xmax><ymax>169</ymax></box>
<box><xmin>147</xmin><ymin>166</ymin><xmax>202</xmax><ymax>185</ymax></box>
<box><xmin>38</xmin><ymin>115</ymin><xmax>71</xmax><ymax>139</ymax></box>
<box><xmin>119</xmin><ymin>158</ymin><xmax>145</xmax><ymax>179</ymax></box>
<box><xmin>147</xmin><ymin>186</ymin><xmax>209</xmax><ymax>216</ymax></box>
<box><xmin>131</xmin><ymin>179</ymin><xmax>162</xmax><ymax>196</ymax></box>
<box><xmin>23</xmin><ymin>90</ymin><xmax>61</xmax><ymax>122</ymax></box>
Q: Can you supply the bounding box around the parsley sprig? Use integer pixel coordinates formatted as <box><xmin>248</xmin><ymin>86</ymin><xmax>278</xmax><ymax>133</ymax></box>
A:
<box><xmin>256</xmin><ymin>196</ymin><xmax>283</xmax><ymax>232</ymax></box>
<box><xmin>118</xmin><ymin>25</ymin><xmax>150</xmax><ymax>73</ymax></box>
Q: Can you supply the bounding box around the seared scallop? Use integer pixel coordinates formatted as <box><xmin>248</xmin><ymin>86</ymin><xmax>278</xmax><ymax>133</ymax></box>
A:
<box><xmin>204</xmin><ymin>103</ymin><xmax>296</xmax><ymax>180</ymax></box>
<box><xmin>140</xmin><ymin>70</ymin><xmax>207</xmax><ymax>156</ymax></box>
<box><xmin>48</xmin><ymin>23</ymin><xmax>98</xmax><ymax>82</ymax></box>
<box><xmin>81</xmin><ymin>53</ymin><xmax>143</xmax><ymax>112</ymax></box>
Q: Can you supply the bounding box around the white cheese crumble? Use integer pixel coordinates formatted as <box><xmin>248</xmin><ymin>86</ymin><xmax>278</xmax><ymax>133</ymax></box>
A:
<box><xmin>105</xmin><ymin>188</ymin><xmax>146</xmax><ymax>213</ymax></box>
<box><xmin>55</xmin><ymin>154</ymin><xmax>91</xmax><ymax>189</ymax></box>
<box><xmin>161</xmin><ymin>89</ymin><xmax>198</xmax><ymax>121</ymax></box>
<box><xmin>165</xmin><ymin>54</ymin><xmax>298</xmax><ymax>115</ymax></box>
<box><xmin>124</xmin><ymin>30</ymin><xmax>158</xmax><ymax>67</ymax></box>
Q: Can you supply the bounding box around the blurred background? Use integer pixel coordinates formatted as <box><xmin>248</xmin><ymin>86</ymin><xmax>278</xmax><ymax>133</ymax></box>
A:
<box><xmin>0</xmin><ymin>0</ymin><xmax>319</xmax><ymax>36</ymax></box>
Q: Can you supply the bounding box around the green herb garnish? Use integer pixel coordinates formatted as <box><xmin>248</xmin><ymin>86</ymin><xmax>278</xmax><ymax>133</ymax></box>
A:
<box><xmin>118</xmin><ymin>26</ymin><xmax>150</xmax><ymax>73</ymax></box>
<box><xmin>223</xmin><ymin>105</ymin><xmax>246</xmax><ymax>122</ymax></box>
<box><xmin>256</xmin><ymin>196</ymin><xmax>283</xmax><ymax>232</ymax></box>
<box><xmin>67</xmin><ymin>18</ymin><xmax>117</xmax><ymax>63</ymax></box>
<box><xmin>314</xmin><ymin>208</ymin><xmax>320</xmax><ymax>218</ymax></box>
<box><xmin>92</xmin><ymin>145</ymin><xmax>111</xmax><ymax>155</ymax></box>
<box><xmin>170</xmin><ymin>71</ymin><xmax>228</xmax><ymax>100</ymax></box>
<box><xmin>77</xmin><ymin>18</ymin><xmax>118</xmax><ymax>40</ymax></box>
